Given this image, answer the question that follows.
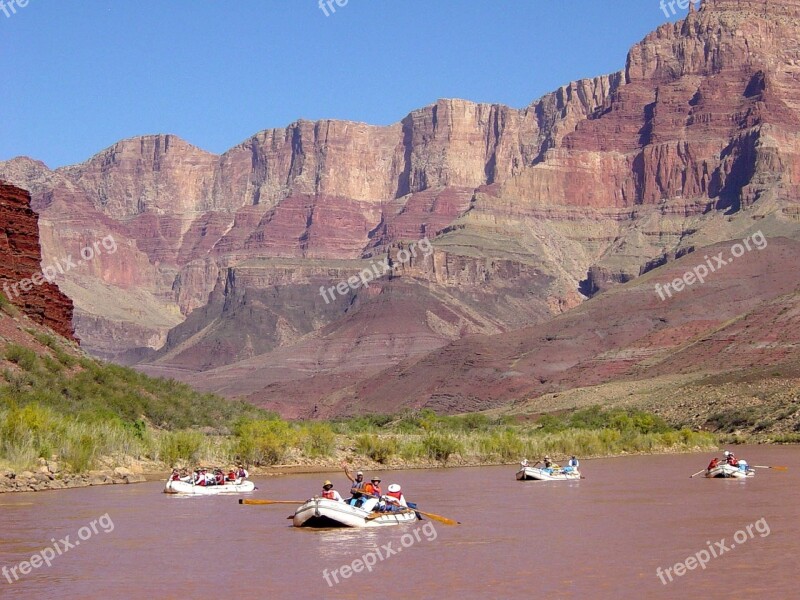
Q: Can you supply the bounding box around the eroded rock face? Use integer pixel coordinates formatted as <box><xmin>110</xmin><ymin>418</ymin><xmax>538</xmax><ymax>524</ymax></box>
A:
<box><xmin>0</xmin><ymin>182</ymin><xmax>74</xmax><ymax>339</ymax></box>
<box><xmin>3</xmin><ymin>0</ymin><xmax>800</xmax><ymax>415</ymax></box>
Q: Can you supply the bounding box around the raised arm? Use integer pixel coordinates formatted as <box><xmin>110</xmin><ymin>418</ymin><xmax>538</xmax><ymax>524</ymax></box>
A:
<box><xmin>342</xmin><ymin>461</ymin><xmax>356</xmax><ymax>484</ymax></box>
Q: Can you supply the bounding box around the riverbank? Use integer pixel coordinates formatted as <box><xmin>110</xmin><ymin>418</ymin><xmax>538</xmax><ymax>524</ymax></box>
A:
<box><xmin>1</xmin><ymin>405</ymin><xmax>721</xmax><ymax>493</ymax></box>
<box><xmin>1</xmin><ymin>438</ymin><xmax>721</xmax><ymax>494</ymax></box>
<box><xmin>7</xmin><ymin>431</ymin><xmax>790</xmax><ymax>494</ymax></box>
<box><xmin>1</xmin><ymin>460</ymin><xmax>148</xmax><ymax>493</ymax></box>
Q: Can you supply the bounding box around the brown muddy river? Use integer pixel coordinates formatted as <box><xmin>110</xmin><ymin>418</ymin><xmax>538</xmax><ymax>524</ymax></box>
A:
<box><xmin>1</xmin><ymin>446</ymin><xmax>798</xmax><ymax>599</ymax></box>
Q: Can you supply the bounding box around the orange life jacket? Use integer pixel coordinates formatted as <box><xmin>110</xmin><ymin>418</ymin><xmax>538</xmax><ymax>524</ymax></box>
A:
<box><xmin>386</xmin><ymin>490</ymin><xmax>403</xmax><ymax>501</ymax></box>
<box><xmin>322</xmin><ymin>489</ymin><xmax>336</xmax><ymax>500</ymax></box>
<box><xmin>364</xmin><ymin>483</ymin><xmax>381</xmax><ymax>497</ymax></box>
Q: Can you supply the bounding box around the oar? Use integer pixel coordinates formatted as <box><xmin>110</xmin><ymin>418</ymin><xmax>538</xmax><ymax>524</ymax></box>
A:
<box><xmin>406</xmin><ymin>508</ymin><xmax>459</xmax><ymax>526</ymax></box>
<box><xmin>752</xmin><ymin>465</ymin><xmax>788</xmax><ymax>471</ymax></box>
<box><xmin>690</xmin><ymin>469</ymin><xmax>707</xmax><ymax>478</ymax></box>
<box><xmin>239</xmin><ymin>499</ymin><xmax>305</xmax><ymax>506</ymax></box>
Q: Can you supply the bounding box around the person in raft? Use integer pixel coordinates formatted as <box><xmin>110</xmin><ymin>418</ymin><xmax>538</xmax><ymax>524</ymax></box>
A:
<box><xmin>343</xmin><ymin>462</ymin><xmax>367</xmax><ymax>504</ymax></box>
<box><xmin>321</xmin><ymin>480</ymin><xmax>344</xmax><ymax>502</ymax></box>
<box><xmin>355</xmin><ymin>476</ymin><xmax>383</xmax><ymax>511</ymax></box>
<box><xmin>214</xmin><ymin>469</ymin><xmax>225</xmax><ymax>485</ymax></box>
<box><xmin>380</xmin><ymin>484</ymin><xmax>408</xmax><ymax>512</ymax></box>
<box><xmin>568</xmin><ymin>456</ymin><xmax>580</xmax><ymax>469</ymax></box>
<box><xmin>235</xmin><ymin>465</ymin><xmax>249</xmax><ymax>482</ymax></box>
<box><xmin>170</xmin><ymin>469</ymin><xmax>188</xmax><ymax>482</ymax></box>
<box><xmin>724</xmin><ymin>451</ymin><xmax>738</xmax><ymax>466</ymax></box>
<box><xmin>534</xmin><ymin>456</ymin><xmax>554</xmax><ymax>469</ymax></box>
<box><xmin>707</xmin><ymin>457</ymin><xmax>720</xmax><ymax>471</ymax></box>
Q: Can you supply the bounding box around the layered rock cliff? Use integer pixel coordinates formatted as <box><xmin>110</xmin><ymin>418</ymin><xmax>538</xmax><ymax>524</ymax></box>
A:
<box><xmin>2</xmin><ymin>0</ymin><xmax>800</xmax><ymax>415</ymax></box>
<box><xmin>0</xmin><ymin>183</ymin><xmax>74</xmax><ymax>339</ymax></box>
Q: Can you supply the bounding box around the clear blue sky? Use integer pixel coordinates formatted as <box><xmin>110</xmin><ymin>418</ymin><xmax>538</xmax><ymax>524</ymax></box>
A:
<box><xmin>0</xmin><ymin>0</ymin><xmax>685</xmax><ymax>168</ymax></box>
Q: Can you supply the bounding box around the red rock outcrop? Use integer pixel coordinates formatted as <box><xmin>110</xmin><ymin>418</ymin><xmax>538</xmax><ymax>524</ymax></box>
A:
<box><xmin>0</xmin><ymin>183</ymin><xmax>74</xmax><ymax>340</ymax></box>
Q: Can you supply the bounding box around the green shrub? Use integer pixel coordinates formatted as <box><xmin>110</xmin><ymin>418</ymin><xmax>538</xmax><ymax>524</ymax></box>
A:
<box><xmin>4</xmin><ymin>344</ymin><xmax>40</xmax><ymax>373</ymax></box>
<box><xmin>234</xmin><ymin>420</ymin><xmax>295</xmax><ymax>466</ymax></box>
<box><xmin>399</xmin><ymin>439</ymin><xmax>424</xmax><ymax>461</ymax></box>
<box><xmin>422</xmin><ymin>433</ymin><xmax>462</xmax><ymax>463</ymax></box>
<box><xmin>53</xmin><ymin>348</ymin><xmax>77</xmax><ymax>368</ymax></box>
<box><xmin>300</xmin><ymin>422</ymin><xmax>336</xmax><ymax>457</ymax></box>
<box><xmin>61</xmin><ymin>433</ymin><xmax>97</xmax><ymax>472</ymax></box>
<box><xmin>355</xmin><ymin>434</ymin><xmax>398</xmax><ymax>464</ymax></box>
<box><xmin>41</xmin><ymin>355</ymin><xmax>64</xmax><ymax>374</ymax></box>
<box><xmin>537</xmin><ymin>414</ymin><xmax>567</xmax><ymax>433</ymax></box>
<box><xmin>331</xmin><ymin>414</ymin><xmax>394</xmax><ymax>434</ymax></box>
<box><xmin>1</xmin><ymin>403</ymin><xmax>61</xmax><ymax>452</ymax></box>
<box><xmin>159</xmin><ymin>430</ymin><xmax>204</xmax><ymax>466</ymax></box>
<box><xmin>477</xmin><ymin>430</ymin><xmax>525</xmax><ymax>461</ymax></box>
<box><xmin>0</xmin><ymin>292</ymin><xmax>19</xmax><ymax>316</ymax></box>
<box><xmin>706</xmin><ymin>409</ymin><xmax>760</xmax><ymax>432</ymax></box>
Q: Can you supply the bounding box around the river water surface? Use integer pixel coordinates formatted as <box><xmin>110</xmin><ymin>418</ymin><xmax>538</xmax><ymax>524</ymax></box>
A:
<box><xmin>1</xmin><ymin>446</ymin><xmax>797</xmax><ymax>599</ymax></box>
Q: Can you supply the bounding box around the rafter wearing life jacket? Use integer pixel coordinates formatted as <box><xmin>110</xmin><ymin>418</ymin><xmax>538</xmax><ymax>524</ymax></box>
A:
<box><xmin>385</xmin><ymin>484</ymin><xmax>407</xmax><ymax>507</ymax></box>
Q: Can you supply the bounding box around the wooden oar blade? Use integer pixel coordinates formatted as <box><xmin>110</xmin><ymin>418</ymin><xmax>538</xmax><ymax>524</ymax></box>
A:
<box><xmin>417</xmin><ymin>510</ymin><xmax>460</xmax><ymax>526</ymax></box>
<box><xmin>753</xmin><ymin>465</ymin><xmax>789</xmax><ymax>471</ymax></box>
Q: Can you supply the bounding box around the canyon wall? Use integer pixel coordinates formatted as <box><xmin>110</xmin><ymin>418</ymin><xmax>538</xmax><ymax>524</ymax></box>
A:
<box><xmin>0</xmin><ymin>182</ymin><xmax>74</xmax><ymax>340</ymax></box>
<box><xmin>2</xmin><ymin>0</ymin><xmax>800</xmax><ymax>414</ymax></box>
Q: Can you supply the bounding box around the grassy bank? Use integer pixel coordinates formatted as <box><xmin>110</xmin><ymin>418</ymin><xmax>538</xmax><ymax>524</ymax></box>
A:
<box><xmin>0</xmin><ymin>309</ymin><xmax>716</xmax><ymax>474</ymax></box>
<box><xmin>0</xmin><ymin>334</ymin><xmax>266</xmax><ymax>473</ymax></box>
<box><xmin>1</xmin><ymin>364</ymin><xmax>718</xmax><ymax>473</ymax></box>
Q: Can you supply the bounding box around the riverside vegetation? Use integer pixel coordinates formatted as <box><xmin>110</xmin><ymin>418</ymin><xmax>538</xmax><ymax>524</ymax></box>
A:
<box><xmin>0</xmin><ymin>338</ymin><xmax>716</xmax><ymax>474</ymax></box>
<box><xmin>0</xmin><ymin>306</ymin><xmax>717</xmax><ymax>485</ymax></box>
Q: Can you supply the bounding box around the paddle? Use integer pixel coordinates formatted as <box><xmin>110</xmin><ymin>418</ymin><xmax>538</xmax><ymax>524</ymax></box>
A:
<box><xmin>690</xmin><ymin>469</ymin><xmax>707</xmax><ymax>478</ymax></box>
<box><xmin>752</xmin><ymin>465</ymin><xmax>788</xmax><ymax>471</ymax></box>
<box><xmin>239</xmin><ymin>499</ymin><xmax>305</xmax><ymax>506</ymax></box>
<box><xmin>402</xmin><ymin>508</ymin><xmax>459</xmax><ymax>526</ymax></box>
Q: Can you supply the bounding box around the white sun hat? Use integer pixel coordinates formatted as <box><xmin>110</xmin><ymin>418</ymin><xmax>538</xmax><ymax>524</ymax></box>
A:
<box><xmin>387</xmin><ymin>484</ymin><xmax>401</xmax><ymax>493</ymax></box>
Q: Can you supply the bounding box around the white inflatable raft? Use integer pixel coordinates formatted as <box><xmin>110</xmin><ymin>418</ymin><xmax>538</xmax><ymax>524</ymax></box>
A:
<box><xmin>705</xmin><ymin>463</ymin><xmax>755</xmax><ymax>479</ymax></box>
<box><xmin>164</xmin><ymin>479</ymin><xmax>256</xmax><ymax>495</ymax></box>
<box><xmin>292</xmin><ymin>497</ymin><xmax>418</xmax><ymax>528</ymax></box>
<box><xmin>515</xmin><ymin>466</ymin><xmax>582</xmax><ymax>481</ymax></box>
